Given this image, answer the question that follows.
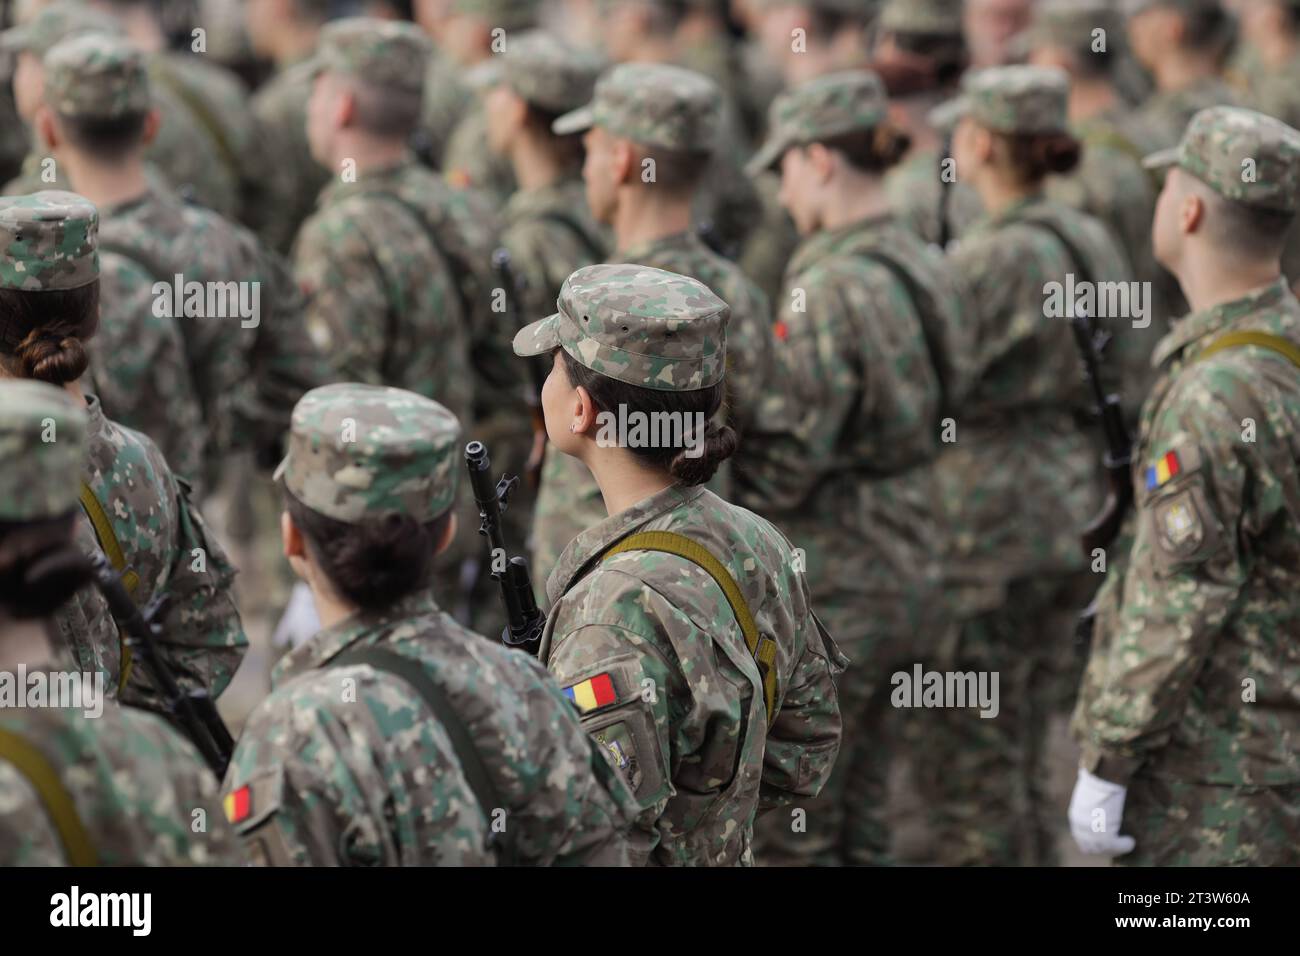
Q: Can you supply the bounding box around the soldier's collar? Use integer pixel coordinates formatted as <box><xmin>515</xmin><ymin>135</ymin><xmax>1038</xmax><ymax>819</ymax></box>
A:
<box><xmin>501</xmin><ymin>177</ymin><xmax>584</xmax><ymax>222</ymax></box>
<box><xmin>547</xmin><ymin>482</ymin><xmax>704</xmax><ymax>607</ymax></box>
<box><xmin>319</xmin><ymin>154</ymin><xmax>416</xmax><ymax>202</ymax></box>
<box><xmin>1152</xmin><ymin>277</ymin><xmax>1291</xmax><ymax>369</ymax></box>
<box><xmin>616</xmin><ymin>230</ymin><xmax>699</xmax><ymax>263</ymax></box>
<box><xmin>271</xmin><ymin>589</ymin><xmax>441</xmax><ymax>686</ymax></box>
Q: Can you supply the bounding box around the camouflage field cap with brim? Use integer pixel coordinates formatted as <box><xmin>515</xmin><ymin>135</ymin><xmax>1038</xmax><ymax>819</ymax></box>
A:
<box><xmin>275</xmin><ymin>383</ymin><xmax>463</xmax><ymax>525</ymax></box>
<box><xmin>747</xmin><ymin>70</ymin><xmax>889</xmax><ymax>175</ymax></box>
<box><xmin>0</xmin><ymin>191</ymin><xmax>99</xmax><ymax>303</ymax></box>
<box><xmin>513</xmin><ymin>263</ymin><xmax>729</xmax><ymax>391</ymax></box>
<box><xmin>0</xmin><ymin>1</ymin><xmax>124</xmax><ymax>57</ymax></box>
<box><xmin>466</xmin><ymin>29</ymin><xmax>603</xmax><ymax>114</ymax></box>
<box><xmin>551</xmin><ymin>62</ymin><xmax>722</xmax><ymax>152</ymax></box>
<box><xmin>879</xmin><ymin>0</ymin><xmax>964</xmax><ymax>35</ymax></box>
<box><xmin>43</xmin><ymin>33</ymin><xmax>151</xmax><ymax>120</ymax></box>
<box><xmin>928</xmin><ymin>64</ymin><xmax>1070</xmax><ymax>135</ymax></box>
<box><xmin>310</xmin><ymin>17</ymin><xmax>431</xmax><ymax>95</ymax></box>
<box><xmin>1143</xmin><ymin>106</ymin><xmax>1300</xmax><ymax>212</ymax></box>
<box><xmin>1122</xmin><ymin>0</ymin><xmax>1223</xmax><ymax>17</ymax></box>
<box><xmin>0</xmin><ymin>379</ymin><xmax>88</xmax><ymax>522</ymax></box>
<box><xmin>449</xmin><ymin>0</ymin><xmax>540</xmax><ymax>30</ymax></box>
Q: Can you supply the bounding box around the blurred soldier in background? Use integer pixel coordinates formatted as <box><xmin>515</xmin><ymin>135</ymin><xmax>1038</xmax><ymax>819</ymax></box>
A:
<box><xmin>1236</xmin><ymin>0</ymin><xmax>1300</xmax><ymax>129</ymax></box>
<box><xmin>963</xmin><ymin>0</ymin><xmax>1033</xmax><ymax>68</ymax></box>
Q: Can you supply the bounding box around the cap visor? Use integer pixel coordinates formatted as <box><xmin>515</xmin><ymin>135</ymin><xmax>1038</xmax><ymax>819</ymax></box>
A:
<box><xmin>552</xmin><ymin>105</ymin><xmax>594</xmax><ymax>136</ymax></box>
<box><xmin>927</xmin><ymin>95</ymin><xmax>969</xmax><ymax>133</ymax></box>
<box><xmin>465</xmin><ymin>59</ymin><xmax>502</xmax><ymax>93</ymax></box>
<box><xmin>745</xmin><ymin>135</ymin><xmax>789</xmax><ymax>177</ymax></box>
<box><xmin>513</xmin><ymin>313</ymin><xmax>562</xmax><ymax>357</ymax></box>
<box><xmin>272</xmin><ymin>454</ymin><xmax>290</xmax><ymax>484</ymax></box>
<box><xmin>1142</xmin><ymin>146</ymin><xmax>1178</xmax><ymax>171</ymax></box>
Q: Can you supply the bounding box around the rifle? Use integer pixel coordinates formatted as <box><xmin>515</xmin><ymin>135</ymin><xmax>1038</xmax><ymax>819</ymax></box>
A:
<box><xmin>465</xmin><ymin>440</ymin><xmax>547</xmax><ymax>657</ymax></box>
<box><xmin>88</xmin><ymin>551</ymin><xmax>234</xmax><ymax>779</ymax></box>
<box><xmin>936</xmin><ymin>128</ymin><xmax>954</xmax><ymax>252</ymax></box>
<box><xmin>492</xmin><ymin>248</ymin><xmax>547</xmax><ymax>489</ymax></box>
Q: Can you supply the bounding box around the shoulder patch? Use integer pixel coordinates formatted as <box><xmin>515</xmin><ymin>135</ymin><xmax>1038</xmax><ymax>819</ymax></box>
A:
<box><xmin>562</xmin><ymin>671</ymin><xmax>620</xmax><ymax>714</ymax></box>
<box><xmin>222</xmin><ymin>766</ymin><xmax>283</xmax><ymax>835</ymax></box>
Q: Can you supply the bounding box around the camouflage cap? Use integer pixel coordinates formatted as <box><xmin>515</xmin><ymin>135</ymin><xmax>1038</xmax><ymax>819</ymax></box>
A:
<box><xmin>43</xmin><ymin>33</ymin><xmax>150</xmax><ymax>120</ymax></box>
<box><xmin>879</xmin><ymin>0</ymin><xmax>963</xmax><ymax>35</ymax></box>
<box><xmin>467</xmin><ymin>30</ymin><xmax>603</xmax><ymax>114</ymax></box>
<box><xmin>275</xmin><ymin>384</ymin><xmax>463</xmax><ymax>525</ymax></box>
<box><xmin>552</xmin><ymin>63</ymin><xmax>722</xmax><ymax>152</ymax></box>
<box><xmin>929</xmin><ymin>65</ymin><xmax>1070</xmax><ymax>135</ymax></box>
<box><xmin>513</xmin><ymin>263</ymin><xmax>729</xmax><ymax>391</ymax></box>
<box><xmin>749</xmin><ymin>0</ymin><xmax>881</xmax><ymax>19</ymax></box>
<box><xmin>1027</xmin><ymin>0</ymin><xmax>1120</xmax><ymax>54</ymax></box>
<box><xmin>1144</xmin><ymin>106</ymin><xmax>1300</xmax><ymax>212</ymax></box>
<box><xmin>0</xmin><ymin>191</ymin><xmax>99</xmax><ymax>296</ymax></box>
<box><xmin>449</xmin><ymin>0</ymin><xmax>540</xmax><ymax>31</ymax></box>
<box><xmin>1122</xmin><ymin>0</ymin><xmax>1223</xmax><ymax>18</ymax></box>
<box><xmin>312</xmin><ymin>17</ymin><xmax>431</xmax><ymax>95</ymax></box>
<box><xmin>0</xmin><ymin>1</ymin><xmax>123</xmax><ymax>57</ymax></box>
<box><xmin>747</xmin><ymin>70</ymin><xmax>888</xmax><ymax>175</ymax></box>
<box><xmin>0</xmin><ymin>379</ymin><xmax>87</xmax><ymax>522</ymax></box>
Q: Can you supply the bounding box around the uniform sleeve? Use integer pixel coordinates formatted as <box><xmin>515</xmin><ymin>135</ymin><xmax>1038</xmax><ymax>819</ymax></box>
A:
<box><xmin>759</xmin><ymin>609</ymin><xmax>846</xmax><ymax>811</ymax></box>
<box><xmin>1078</xmin><ymin>371</ymin><xmax>1250</xmax><ymax>784</ymax></box>
<box><xmin>293</xmin><ymin>211</ymin><xmax>392</xmax><ymax>387</ymax></box>
<box><xmin>719</xmin><ymin>277</ymin><xmax>774</xmax><ymax>436</ymax></box>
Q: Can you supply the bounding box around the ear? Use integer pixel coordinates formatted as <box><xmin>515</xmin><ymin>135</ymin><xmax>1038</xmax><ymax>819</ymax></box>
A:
<box><xmin>571</xmin><ymin>384</ymin><xmax>601</xmax><ymax>437</ymax></box>
<box><xmin>337</xmin><ymin>87</ymin><xmax>357</xmax><ymax>130</ymax></box>
<box><xmin>34</xmin><ymin>106</ymin><xmax>58</xmax><ymax>151</ymax></box>
<box><xmin>433</xmin><ymin>512</ymin><xmax>458</xmax><ymax>556</ymax></box>
<box><xmin>141</xmin><ymin>108</ymin><xmax>161</xmax><ymax>147</ymax></box>
<box><xmin>806</xmin><ymin>141</ymin><xmax>837</xmax><ymax>183</ymax></box>
<box><xmin>611</xmin><ymin>137</ymin><xmax>636</xmax><ymax>185</ymax></box>
<box><xmin>281</xmin><ymin>509</ymin><xmax>306</xmax><ymax>561</ymax></box>
<box><xmin>1181</xmin><ymin>190</ymin><xmax>1205</xmax><ymax>235</ymax></box>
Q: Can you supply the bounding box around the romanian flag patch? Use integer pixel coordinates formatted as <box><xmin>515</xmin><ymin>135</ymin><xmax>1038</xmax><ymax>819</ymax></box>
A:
<box><xmin>773</xmin><ymin>320</ymin><xmax>789</xmax><ymax>342</ymax></box>
<box><xmin>224</xmin><ymin>785</ymin><xmax>252</xmax><ymax>824</ymax></box>
<box><xmin>1145</xmin><ymin>450</ymin><xmax>1181</xmax><ymax>490</ymax></box>
<box><xmin>563</xmin><ymin>672</ymin><xmax>617</xmax><ymax>713</ymax></box>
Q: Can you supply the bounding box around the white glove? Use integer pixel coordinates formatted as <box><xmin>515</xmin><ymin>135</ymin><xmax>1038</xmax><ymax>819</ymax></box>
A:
<box><xmin>1068</xmin><ymin>767</ymin><xmax>1137</xmax><ymax>857</ymax></box>
<box><xmin>271</xmin><ymin>582</ymin><xmax>321</xmax><ymax>650</ymax></box>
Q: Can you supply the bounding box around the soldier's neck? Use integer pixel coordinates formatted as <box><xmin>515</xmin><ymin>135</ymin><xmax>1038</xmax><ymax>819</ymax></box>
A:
<box><xmin>612</xmin><ymin>195</ymin><xmax>693</xmax><ymax>253</ymax></box>
<box><xmin>510</xmin><ymin>137</ymin><xmax>568</xmax><ymax>192</ymax></box>
<box><xmin>1069</xmin><ymin>81</ymin><xmax>1119</xmax><ymax>123</ymax></box>
<box><xmin>60</xmin><ymin>156</ymin><xmax>150</xmax><ymax>213</ymax></box>
<box><xmin>1255</xmin><ymin>30</ymin><xmax>1300</xmax><ymax>70</ymax></box>
<box><xmin>973</xmin><ymin>173</ymin><xmax>1035</xmax><ymax>220</ymax></box>
<box><xmin>0</xmin><ymin>619</ymin><xmax>58</xmax><ymax>673</ymax></box>
<box><xmin>819</xmin><ymin>179</ymin><xmax>891</xmax><ymax>231</ymax></box>
<box><xmin>1151</xmin><ymin>51</ymin><xmax>1220</xmax><ymax>93</ymax></box>
<box><xmin>271</xmin><ymin>23</ymin><xmax>323</xmax><ymax>67</ymax></box>
<box><xmin>1177</xmin><ymin>255</ymin><xmax>1282</xmax><ymax>315</ymax></box>
<box><xmin>582</xmin><ymin>448</ymin><xmax>676</xmax><ymax>519</ymax></box>
<box><xmin>331</xmin><ymin>140</ymin><xmax>410</xmax><ymax>178</ymax></box>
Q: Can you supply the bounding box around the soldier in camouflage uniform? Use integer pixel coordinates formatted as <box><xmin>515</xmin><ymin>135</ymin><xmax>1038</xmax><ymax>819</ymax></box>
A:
<box><xmin>244</xmin><ymin>0</ymin><xmax>334</xmax><ymax>254</ymax></box>
<box><xmin>417</xmin><ymin>0</ymin><xmax>537</xmax><ymax>204</ymax></box>
<box><xmin>514</xmin><ymin>263</ymin><xmax>845</xmax><ymax>865</ymax></box>
<box><xmin>223</xmin><ymin>382</ymin><xmax>635</xmax><ymax>866</ymax></box>
<box><xmin>0</xmin><ymin>379</ymin><xmax>241</xmax><ymax>866</ymax></box>
<box><xmin>528</xmin><ymin>62</ymin><xmax>773</xmax><ymax>596</ymax></box>
<box><xmin>1123</xmin><ymin>0</ymin><xmax>1241</xmax><ymax>156</ymax></box>
<box><xmin>1237</xmin><ymin>0</ymin><xmax>1300</xmax><ymax>128</ymax></box>
<box><xmin>736</xmin><ymin>71</ymin><xmax>967</xmax><ymax>866</ymax></box>
<box><xmin>4</xmin><ymin>1</ymin><xmax>240</xmax><ymax>216</ymax></box>
<box><xmin>920</xmin><ymin>66</ymin><xmax>1135</xmax><ymax>866</ymax></box>
<box><xmin>36</xmin><ymin>33</ymin><xmax>328</xmax><ymax>484</ymax></box>
<box><xmin>0</xmin><ymin>190</ymin><xmax>247</xmax><ymax>712</ymax></box>
<box><xmin>1070</xmin><ymin>106</ymin><xmax>1300</xmax><ymax>866</ymax></box>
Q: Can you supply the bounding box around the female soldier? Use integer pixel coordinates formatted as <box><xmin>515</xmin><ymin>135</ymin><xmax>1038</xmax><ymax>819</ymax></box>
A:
<box><xmin>0</xmin><ymin>191</ymin><xmax>244</xmax><ymax>712</ymax></box>
<box><xmin>222</xmin><ymin>383</ymin><xmax>634</xmax><ymax>865</ymax></box>
<box><xmin>512</xmin><ymin>262</ymin><xmax>845</xmax><ymax>866</ymax></box>
<box><xmin>925</xmin><ymin>65</ymin><xmax>1133</xmax><ymax>865</ymax></box>
<box><xmin>734</xmin><ymin>70</ymin><xmax>969</xmax><ymax>866</ymax></box>
<box><xmin>0</xmin><ymin>379</ymin><xmax>238</xmax><ymax>865</ymax></box>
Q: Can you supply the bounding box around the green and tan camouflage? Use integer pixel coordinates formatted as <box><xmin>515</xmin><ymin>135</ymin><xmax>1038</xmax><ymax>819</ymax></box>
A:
<box><xmin>1028</xmin><ymin>0</ymin><xmax>1122</xmax><ymax>61</ymax></box>
<box><xmin>0</xmin><ymin>380</ymin><xmax>86</xmax><ymax>521</ymax></box>
<box><xmin>931</xmin><ymin>65</ymin><xmax>1072</xmax><ymax>135</ymax></box>
<box><xmin>276</xmin><ymin>383</ymin><xmax>462</xmax><ymax>525</ymax></box>
<box><xmin>467</xmin><ymin>29</ymin><xmax>603</xmax><ymax>114</ymax></box>
<box><xmin>747</xmin><ymin>70</ymin><xmax>889</xmax><ymax>175</ymax></box>
<box><xmin>0</xmin><ymin>190</ymin><xmax>98</xmax><ymax>296</ymax></box>
<box><xmin>312</xmin><ymin>16</ymin><xmax>431</xmax><ymax>95</ymax></box>
<box><xmin>1143</xmin><ymin>106</ymin><xmax>1300</xmax><ymax>211</ymax></box>
<box><xmin>449</xmin><ymin>0</ymin><xmax>540</xmax><ymax>30</ymax></box>
<box><xmin>513</xmin><ymin>263</ymin><xmax>729</xmax><ymax>391</ymax></box>
<box><xmin>552</xmin><ymin>62</ymin><xmax>722</xmax><ymax>152</ymax></box>
<box><xmin>879</xmin><ymin>0</ymin><xmax>964</xmax><ymax>35</ymax></box>
<box><xmin>43</xmin><ymin>33</ymin><xmax>150</xmax><ymax>121</ymax></box>
<box><xmin>0</xmin><ymin>0</ymin><xmax>122</xmax><ymax>57</ymax></box>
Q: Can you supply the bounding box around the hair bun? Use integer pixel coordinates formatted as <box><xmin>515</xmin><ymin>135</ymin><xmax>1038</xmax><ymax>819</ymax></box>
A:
<box><xmin>16</xmin><ymin>328</ymin><xmax>89</xmax><ymax>385</ymax></box>
<box><xmin>669</xmin><ymin>421</ymin><xmax>738</xmax><ymax>487</ymax></box>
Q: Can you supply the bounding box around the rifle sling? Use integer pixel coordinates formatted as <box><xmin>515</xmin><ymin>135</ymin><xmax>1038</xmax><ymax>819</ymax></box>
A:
<box><xmin>1195</xmin><ymin>330</ymin><xmax>1300</xmax><ymax>370</ymax></box>
<box><xmin>78</xmin><ymin>482</ymin><xmax>138</xmax><ymax>694</ymax></box>
<box><xmin>331</xmin><ymin>647</ymin><xmax>515</xmax><ymax>864</ymax></box>
<box><xmin>0</xmin><ymin>728</ymin><xmax>98</xmax><ymax>866</ymax></box>
<box><xmin>601</xmin><ymin>531</ymin><xmax>778</xmax><ymax>721</ymax></box>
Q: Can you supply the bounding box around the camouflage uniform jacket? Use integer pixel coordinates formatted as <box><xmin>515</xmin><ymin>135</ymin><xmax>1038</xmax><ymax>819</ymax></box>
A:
<box><xmin>224</xmin><ymin>590</ymin><xmax>635</xmax><ymax>866</ymax></box>
<box><xmin>249</xmin><ymin>57</ymin><xmax>331</xmax><ymax>254</ymax></box>
<box><xmin>938</xmin><ymin>194</ymin><xmax>1129</xmax><ymax>607</ymax></box>
<box><xmin>1074</xmin><ymin>278</ymin><xmax>1300</xmax><ymax>788</ymax></box>
<box><xmin>444</xmin><ymin>101</ymin><xmax>518</xmax><ymax>206</ymax></box>
<box><xmin>1122</xmin><ymin>77</ymin><xmax>1241</xmax><ymax>155</ymax></box>
<box><xmin>55</xmin><ymin>396</ymin><xmax>247</xmax><ymax>709</ymax></box>
<box><xmin>0</xmin><ymin>692</ymin><xmax>240</xmax><ymax>865</ymax></box>
<box><xmin>541</xmin><ymin>483</ymin><xmax>846</xmax><ymax>866</ymax></box>
<box><xmin>884</xmin><ymin>148</ymin><xmax>984</xmax><ymax>249</ymax></box>
<box><xmin>733</xmin><ymin>215</ymin><xmax>953</xmax><ymax>644</ymax></box>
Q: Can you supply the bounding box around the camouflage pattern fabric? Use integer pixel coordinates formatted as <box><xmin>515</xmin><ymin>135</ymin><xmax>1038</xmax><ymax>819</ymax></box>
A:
<box><xmin>883</xmin><ymin>148</ymin><xmax>984</xmax><ymax>249</ymax></box>
<box><xmin>1119</xmin><ymin>76</ymin><xmax>1241</xmax><ymax>156</ymax></box>
<box><xmin>748</xmin><ymin>70</ymin><xmax>889</xmax><ymax>175</ymax></box>
<box><xmin>0</xmin><ymin>189</ymin><xmax>97</xmax><ymax>293</ymax></box>
<box><xmin>933</xmin><ymin>65</ymin><xmax>1072</xmax><ymax>135</ymax></box>
<box><xmin>42</xmin><ymin>33</ymin><xmax>149</xmax><ymax>118</ymax></box>
<box><xmin>0</xmin><ymin>379</ymin><xmax>85</xmax><ymax>519</ymax></box>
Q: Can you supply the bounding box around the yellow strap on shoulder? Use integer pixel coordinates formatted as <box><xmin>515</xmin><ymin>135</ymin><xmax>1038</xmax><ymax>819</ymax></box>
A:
<box><xmin>78</xmin><ymin>482</ymin><xmax>138</xmax><ymax>693</ymax></box>
<box><xmin>0</xmin><ymin>728</ymin><xmax>98</xmax><ymax>866</ymax></box>
<box><xmin>1195</xmin><ymin>330</ymin><xmax>1300</xmax><ymax>370</ymax></box>
<box><xmin>602</xmin><ymin>530</ymin><xmax>779</xmax><ymax>721</ymax></box>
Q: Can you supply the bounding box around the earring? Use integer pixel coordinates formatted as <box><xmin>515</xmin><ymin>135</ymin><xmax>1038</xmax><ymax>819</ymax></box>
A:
<box><xmin>569</xmin><ymin>423</ymin><xmax>578</xmax><ymax>433</ymax></box>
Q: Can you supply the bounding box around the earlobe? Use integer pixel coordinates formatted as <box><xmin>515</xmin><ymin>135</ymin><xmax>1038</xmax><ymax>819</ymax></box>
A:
<box><xmin>281</xmin><ymin>511</ymin><xmax>303</xmax><ymax>560</ymax></box>
<box><xmin>573</xmin><ymin>385</ymin><xmax>598</xmax><ymax>436</ymax></box>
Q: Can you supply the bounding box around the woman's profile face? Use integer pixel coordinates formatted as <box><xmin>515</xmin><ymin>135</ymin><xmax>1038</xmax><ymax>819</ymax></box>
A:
<box><xmin>541</xmin><ymin>350</ymin><xmax>584</xmax><ymax>456</ymax></box>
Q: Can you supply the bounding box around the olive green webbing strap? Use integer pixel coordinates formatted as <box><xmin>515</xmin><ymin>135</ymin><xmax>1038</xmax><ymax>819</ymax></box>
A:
<box><xmin>331</xmin><ymin>647</ymin><xmax>516</xmax><ymax>864</ymax></box>
<box><xmin>1195</xmin><ymin>331</ymin><xmax>1300</xmax><ymax>370</ymax></box>
<box><xmin>601</xmin><ymin>531</ymin><xmax>779</xmax><ymax>720</ymax></box>
<box><xmin>0</xmin><ymin>728</ymin><xmax>98</xmax><ymax>866</ymax></box>
<box><xmin>78</xmin><ymin>482</ymin><xmax>138</xmax><ymax>694</ymax></box>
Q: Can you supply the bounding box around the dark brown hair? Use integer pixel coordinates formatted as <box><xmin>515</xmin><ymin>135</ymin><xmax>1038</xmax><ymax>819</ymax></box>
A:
<box><xmin>891</xmin><ymin>30</ymin><xmax>970</xmax><ymax>89</ymax></box>
<box><xmin>995</xmin><ymin>130</ymin><xmax>1083</xmax><ymax>183</ymax></box>
<box><xmin>59</xmin><ymin>112</ymin><xmax>150</xmax><ymax>163</ymax></box>
<box><xmin>630</xmin><ymin>143</ymin><xmax>712</xmax><ymax>198</ymax></box>
<box><xmin>523</xmin><ymin>102</ymin><xmax>586</xmax><ymax>171</ymax></box>
<box><xmin>285</xmin><ymin>492</ymin><xmax>452</xmax><ymax>611</ymax></box>
<box><xmin>818</xmin><ymin>120</ymin><xmax>913</xmax><ymax>174</ymax></box>
<box><xmin>560</xmin><ymin>349</ymin><xmax>736</xmax><ymax>486</ymax></box>
<box><xmin>0</xmin><ymin>514</ymin><xmax>92</xmax><ymax>620</ymax></box>
<box><xmin>0</xmin><ymin>283</ymin><xmax>100</xmax><ymax>386</ymax></box>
